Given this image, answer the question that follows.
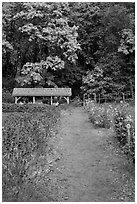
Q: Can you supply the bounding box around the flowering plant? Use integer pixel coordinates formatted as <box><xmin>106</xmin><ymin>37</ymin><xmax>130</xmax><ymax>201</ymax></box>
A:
<box><xmin>114</xmin><ymin>107</ymin><xmax>135</xmax><ymax>162</ymax></box>
<box><xmin>85</xmin><ymin>100</ymin><xmax>135</xmax><ymax>162</ymax></box>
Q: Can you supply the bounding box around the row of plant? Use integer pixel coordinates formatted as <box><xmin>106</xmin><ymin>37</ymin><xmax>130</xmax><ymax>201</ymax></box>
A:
<box><xmin>2</xmin><ymin>105</ymin><xmax>60</xmax><ymax>201</ymax></box>
<box><xmin>2</xmin><ymin>103</ymin><xmax>59</xmax><ymax>113</ymax></box>
<box><xmin>85</xmin><ymin>101</ymin><xmax>114</xmax><ymax>128</ymax></box>
<box><xmin>114</xmin><ymin>105</ymin><xmax>135</xmax><ymax>162</ymax></box>
<box><xmin>85</xmin><ymin>101</ymin><xmax>135</xmax><ymax>162</ymax></box>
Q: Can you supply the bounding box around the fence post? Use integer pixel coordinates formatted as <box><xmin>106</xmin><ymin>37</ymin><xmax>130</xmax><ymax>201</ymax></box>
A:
<box><xmin>126</xmin><ymin>123</ymin><xmax>131</xmax><ymax>145</ymax></box>
<box><xmin>104</xmin><ymin>96</ymin><xmax>107</xmax><ymax>128</ymax></box>
<box><xmin>93</xmin><ymin>93</ymin><xmax>96</xmax><ymax>102</ymax></box>
<box><xmin>99</xmin><ymin>94</ymin><xmax>100</xmax><ymax>104</ymax></box>
<box><xmin>15</xmin><ymin>97</ymin><xmax>18</xmax><ymax>104</ymax></box>
<box><xmin>83</xmin><ymin>94</ymin><xmax>85</xmax><ymax>107</ymax></box>
<box><xmin>122</xmin><ymin>92</ymin><xmax>125</xmax><ymax>102</ymax></box>
<box><xmin>67</xmin><ymin>96</ymin><xmax>69</xmax><ymax>104</ymax></box>
<box><xmin>33</xmin><ymin>96</ymin><xmax>36</xmax><ymax>104</ymax></box>
<box><xmin>51</xmin><ymin>96</ymin><xmax>53</xmax><ymax>105</ymax></box>
<box><xmin>126</xmin><ymin>123</ymin><xmax>132</xmax><ymax>158</ymax></box>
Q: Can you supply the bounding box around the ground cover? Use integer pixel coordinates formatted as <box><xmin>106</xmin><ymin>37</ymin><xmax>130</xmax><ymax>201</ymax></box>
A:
<box><xmin>2</xmin><ymin>103</ymin><xmax>60</xmax><ymax>201</ymax></box>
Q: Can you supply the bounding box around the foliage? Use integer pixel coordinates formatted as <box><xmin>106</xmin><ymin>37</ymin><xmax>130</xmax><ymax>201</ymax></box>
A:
<box><xmin>2</xmin><ymin>2</ymin><xmax>135</xmax><ymax>96</ymax></box>
<box><xmin>2</xmin><ymin>2</ymin><xmax>81</xmax><ymax>88</ymax></box>
<box><xmin>2</xmin><ymin>103</ymin><xmax>58</xmax><ymax>113</ymax></box>
<box><xmin>82</xmin><ymin>66</ymin><xmax>104</xmax><ymax>96</ymax></box>
<box><xmin>2</xmin><ymin>36</ymin><xmax>13</xmax><ymax>54</ymax></box>
<box><xmin>2</xmin><ymin>90</ymin><xmax>15</xmax><ymax>103</ymax></box>
<box><xmin>82</xmin><ymin>50</ymin><xmax>135</xmax><ymax>97</ymax></box>
<box><xmin>16</xmin><ymin>61</ymin><xmax>45</xmax><ymax>87</ymax></box>
<box><xmin>15</xmin><ymin>2</ymin><xmax>80</xmax><ymax>63</ymax></box>
<box><xmin>85</xmin><ymin>101</ymin><xmax>111</xmax><ymax>128</ymax></box>
<box><xmin>80</xmin><ymin>3</ymin><xmax>135</xmax><ymax>98</ymax></box>
<box><xmin>114</xmin><ymin>105</ymin><xmax>135</xmax><ymax>161</ymax></box>
<box><xmin>85</xmin><ymin>100</ymin><xmax>135</xmax><ymax>162</ymax></box>
<box><xmin>118</xmin><ymin>29</ymin><xmax>135</xmax><ymax>55</ymax></box>
<box><xmin>2</xmin><ymin>106</ymin><xmax>60</xmax><ymax>201</ymax></box>
<box><xmin>2</xmin><ymin>77</ymin><xmax>16</xmax><ymax>91</ymax></box>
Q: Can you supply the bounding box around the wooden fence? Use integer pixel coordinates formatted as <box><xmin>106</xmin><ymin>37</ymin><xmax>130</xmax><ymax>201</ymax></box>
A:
<box><xmin>83</xmin><ymin>92</ymin><xmax>134</xmax><ymax>105</ymax></box>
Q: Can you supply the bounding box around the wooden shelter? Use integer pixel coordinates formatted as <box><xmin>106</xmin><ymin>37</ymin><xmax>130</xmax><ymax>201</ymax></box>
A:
<box><xmin>12</xmin><ymin>88</ymin><xmax>72</xmax><ymax>105</ymax></box>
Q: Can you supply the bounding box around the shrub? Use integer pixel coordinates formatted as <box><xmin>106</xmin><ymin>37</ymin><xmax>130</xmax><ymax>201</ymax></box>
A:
<box><xmin>2</xmin><ymin>77</ymin><xmax>15</xmax><ymax>91</ymax></box>
<box><xmin>2</xmin><ymin>107</ymin><xmax>60</xmax><ymax>201</ymax></box>
<box><xmin>2</xmin><ymin>90</ymin><xmax>14</xmax><ymax>103</ymax></box>
<box><xmin>85</xmin><ymin>101</ymin><xmax>135</xmax><ymax>162</ymax></box>
<box><xmin>86</xmin><ymin>102</ymin><xmax>111</xmax><ymax>128</ymax></box>
<box><xmin>114</xmin><ymin>107</ymin><xmax>135</xmax><ymax>162</ymax></box>
<box><xmin>114</xmin><ymin>111</ymin><xmax>127</xmax><ymax>144</ymax></box>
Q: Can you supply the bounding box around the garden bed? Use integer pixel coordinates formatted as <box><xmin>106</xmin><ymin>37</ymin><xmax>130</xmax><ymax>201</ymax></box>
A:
<box><xmin>85</xmin><ymin>101</ymin><xmax>135</xmax><ymax>163</ymax></box>
<box><xmin>2</xmin><ymin>104</ymin><xmax>60</xmax><ymax>201</ymax></box>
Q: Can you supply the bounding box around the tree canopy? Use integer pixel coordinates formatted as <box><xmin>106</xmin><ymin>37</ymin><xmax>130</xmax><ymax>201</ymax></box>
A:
<box><xmin>2</xmin><ymin>2</ymin><xmax>135</xmax><ymax>98</ymax></box>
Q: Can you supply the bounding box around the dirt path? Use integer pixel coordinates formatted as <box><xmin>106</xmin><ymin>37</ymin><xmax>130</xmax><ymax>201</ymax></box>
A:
<box><xmin>52</xmin><ymin>107</ymin><xmax>134</xmax><ymax>202</ymax></box>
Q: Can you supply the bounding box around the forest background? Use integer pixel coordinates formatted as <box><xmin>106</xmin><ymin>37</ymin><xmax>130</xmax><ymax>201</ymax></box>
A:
<box><xmin>2</xmin><ymin>2</ymin><xmax>135</xmax><ymax>100</ymax></box>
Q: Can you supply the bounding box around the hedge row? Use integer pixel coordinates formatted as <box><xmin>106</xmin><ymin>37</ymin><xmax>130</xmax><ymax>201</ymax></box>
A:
<box><xmin>2</xmin><ymin>103</ymin><xmax>58</xmax><ymax>113</ymax></box>
<box><xmin>2</xmin><ymin>106</ymin><xmax>60</xmax><ymax>201</ymax></box>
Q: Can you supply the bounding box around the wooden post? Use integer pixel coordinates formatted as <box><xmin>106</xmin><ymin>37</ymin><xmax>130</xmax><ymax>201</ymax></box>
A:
<box><xmin>15</xmin><ymin>96</ymin><xmax>22</xmax><ymax>104</ymax></box>
<box><xmin>67</xmin><ymin>97</ymin><xmax>69</xmax><ymax>104</ymax></box>
<box><xmin>51</xmin><ymin>96</ymin><xmax>53</xmax><ymax>105</ymax></box>
<box><xmin>99</xmin><ymin>94</ymin><xmax>100</xmax><ymax>104</ymax></box>
<box><xmin>126</xmin><ymin>123</ymin><xmax>131</xmax><ymax>155</ymax></box>
<box><xmin>122</xmin><ymin>92</ymin><xmax>125</xmax><ymax>102</ymax></box>
<box><xmin>63</xmin><ymin>96</ymin><xmax>70</xmax><ymax>104</ymax></box>
<box><xmin>15</xmin><ymin>97</ymin><xmax>18</xmax><ymax>104</ymax></box>
<box><xmin>104</xmin><ymin>96</ymin><xmax>107</xmax><ymax>128</ymax></box>
<box><xmin>33</xmin><ymin>96</ymin><xmax>35</xmax><ymax>104</ymax></box>
<box><xmin>83</xmin><ymin>94</ymin><xmax>85</xmax><ymax>107</ymax></box>
<box><xmin>93</xmin><ymin>93</ymin><xmax>96</xmax><ymax>102</ymax></box>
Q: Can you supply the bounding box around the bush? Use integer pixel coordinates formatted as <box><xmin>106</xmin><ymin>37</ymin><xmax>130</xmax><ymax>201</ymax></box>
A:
<box><xmin>2</xmin><ymin>77</ymin><xmax>15</xmax><ymax>91</ymax></box>
<box><xmin>2</xmin><ymin>90</ymin><xmax>14</xmax><ymax>103</ymax></box>
<box><xmin>2</xmin><ymin>107</ymin><xmax>60</xmax><ymax>201</ymax></box>
<box><xmin>85</xmin><ymin>101</ymin><xmax>135</xmax><ymax>162</ymax></box>
<box><xmin>86</xmin><ymin>102</ymin><xmax>111</xmax><ymax>128</ymax></box>
<box><xmin>114</xmin><ymin>107</ymin><xmax>135</xmax><ymax>162</ymax></box>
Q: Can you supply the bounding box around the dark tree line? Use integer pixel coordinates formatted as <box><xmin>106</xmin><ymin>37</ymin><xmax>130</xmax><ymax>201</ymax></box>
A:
<box><xmin>2</xmin><ymin>2</ymin><xmax>135</xmax><ymax>98</ymax></box>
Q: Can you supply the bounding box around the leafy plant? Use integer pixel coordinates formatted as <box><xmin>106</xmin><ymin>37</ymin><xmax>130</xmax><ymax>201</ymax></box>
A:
<box><xmin>114</xmin><ymin>106</ymin><xmax>135</xmax><ymax>161</ymax></box>
<box><xmin>2</xmin><ymin>90</ymin><xmax>15</xmax><ymax>103</ymax></box>
<box><xmin>2</xmin><ymin>105</ymin><xmax>60</xmax><ymax>201</ymax></box>
<box><xmin>85</xmin><ymin>100</ymin><xmax>135</xmax><ymax>162</ymax></box>
<box><xmin>86</xmin><ymin>101</ymin><xmax>111</xmax><ymax>128</ymax></box>
<box><xmin>2</xmin><ymin>2</ymin><xmax>135</xmax><ymax>96</ymax></box>
<box><xmin>2</xmin><ymin>103</ymin><xmax>58</xmax><ymax>113</ymax></box>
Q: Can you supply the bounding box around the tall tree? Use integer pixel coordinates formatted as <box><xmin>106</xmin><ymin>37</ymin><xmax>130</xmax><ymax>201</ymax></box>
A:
<box><xmin>3</xmin><ymin>2</ymin><xmax>81</xmax><ymax>88</ymax></box>
<box><xmin>2</xmin><ymin>2</ymin><xmax>135</xmax><ymax>98</ymax></box>
<box><xmin>80</xmin><ymin>2</ymin><xmax>135</xmax><ymax>98</ymax></box>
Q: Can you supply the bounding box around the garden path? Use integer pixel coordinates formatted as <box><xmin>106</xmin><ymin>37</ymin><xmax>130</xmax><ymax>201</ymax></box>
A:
<box><xmin>53</xmin><ymin>106</ymin><xmax>134</xmax><ymax>202</ymax></box>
